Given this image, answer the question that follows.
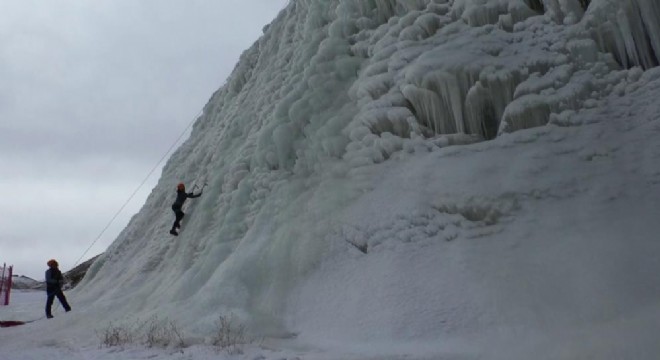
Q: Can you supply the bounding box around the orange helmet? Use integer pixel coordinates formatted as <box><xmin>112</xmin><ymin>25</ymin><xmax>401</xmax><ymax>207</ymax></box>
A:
<box><xmin>177</xmin><ymin>183</ymin><xmax>185</xmax><ymax>191</ymax></box>
<box><xmin>47</xmin><ymin>259</ymin><xmax>58</xmax><ymax>267</ymax></box>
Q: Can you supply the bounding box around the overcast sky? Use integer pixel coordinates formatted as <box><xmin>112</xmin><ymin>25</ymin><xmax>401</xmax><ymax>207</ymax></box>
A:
<box><xmin>0</xmin><ymin>0</ymin><xmax>288</xmax><ymax>280</ymax></box>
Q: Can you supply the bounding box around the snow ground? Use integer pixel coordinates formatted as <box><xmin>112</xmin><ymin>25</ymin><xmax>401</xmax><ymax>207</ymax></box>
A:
<box><xmin>0</xmin><ymin>291</ymin><xmax>307</xmax><ymax>359</ymax></box>
<box><xmin>3</xmin><ymin>0</ymin><xmax>660</xmax><ymax>359</ymax></box>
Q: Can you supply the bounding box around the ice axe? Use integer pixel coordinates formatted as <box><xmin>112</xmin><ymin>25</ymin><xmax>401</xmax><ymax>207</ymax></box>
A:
<box><xmin>192</xmin><ymin>182</ymin><xmax>208</xmax><ymax>194</ymax></box>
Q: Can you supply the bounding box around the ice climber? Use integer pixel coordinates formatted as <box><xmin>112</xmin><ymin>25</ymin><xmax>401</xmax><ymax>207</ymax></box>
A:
<box><xmin>170</xmin><ymin>182</ymin><xmax>202</xmax><ymax>236</ymax></box>
<box><xmin>45</xmin><ymin>259</ymin><xmax>71</xmax><ymax>319</ymax></box>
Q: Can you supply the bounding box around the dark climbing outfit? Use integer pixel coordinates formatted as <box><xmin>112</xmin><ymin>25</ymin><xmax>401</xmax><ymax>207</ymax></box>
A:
<box><xmin>170</xmin><ymin>189</ymin><xmax>201</xmax><ymax>234</ymax></box>
<box><xmin>45</xmin><ymin>267</ymin><xmax>71</xmax><ymax>318</ymax></box>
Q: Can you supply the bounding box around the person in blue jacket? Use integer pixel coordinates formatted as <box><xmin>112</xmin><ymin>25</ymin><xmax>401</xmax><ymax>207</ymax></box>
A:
<box><xmin>170</xmin><ymin>182</ymin><xmax>202</xmax><ymax>236</ymax></box>
<box><xmin>45</xmin><ymin>259</ymin><xmax>71</xmax><ymax>318</ymax></box>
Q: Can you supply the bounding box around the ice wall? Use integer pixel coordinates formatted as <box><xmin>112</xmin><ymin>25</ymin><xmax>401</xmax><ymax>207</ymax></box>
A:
<box><xmin>76</xmin><ymin>0</ymin><xmax>660</xmax><ymax>341</ymax></box>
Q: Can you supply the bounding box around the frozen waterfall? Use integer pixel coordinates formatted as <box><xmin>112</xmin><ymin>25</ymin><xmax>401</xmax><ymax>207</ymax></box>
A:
<box><xmin>70</xmin><ymin>0</ymin><xmax>660</xmax><ymax>357</ymax></box>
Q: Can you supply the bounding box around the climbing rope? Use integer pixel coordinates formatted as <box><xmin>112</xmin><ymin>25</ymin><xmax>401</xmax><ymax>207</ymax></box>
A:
<box><xmin>37</xmin><ymin>109</ymin><xmax>205</xmax><ymax>324</ymax></box>
<box><xmin>71</xmin><ymin>110</ymin><xmax>204</xmax><ymax>269</ymax></box>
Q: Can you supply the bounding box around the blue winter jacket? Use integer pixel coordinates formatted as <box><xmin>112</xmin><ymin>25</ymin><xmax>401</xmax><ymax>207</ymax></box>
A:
<box><xmin>45</xmin><ymin>268</ymin><xmax>64</xmax><ymax>294</ymax></box>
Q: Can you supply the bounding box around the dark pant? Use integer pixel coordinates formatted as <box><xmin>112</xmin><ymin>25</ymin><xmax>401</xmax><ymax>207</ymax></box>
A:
<box><xmin>46</xmin><ymin>289</ymin><xmax>71</xmax><ymax>317</ymax></box>
<box><xmin>172</xmin><ymin>205</ymin><xmax>184</xmax><ymax>230</ymax></box>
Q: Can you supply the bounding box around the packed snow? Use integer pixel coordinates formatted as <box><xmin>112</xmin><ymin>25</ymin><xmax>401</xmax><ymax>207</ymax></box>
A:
<box><xmin>2</xmin><ymin>0</ymin><xmax>660</xmax><ymax>359</ymax></box>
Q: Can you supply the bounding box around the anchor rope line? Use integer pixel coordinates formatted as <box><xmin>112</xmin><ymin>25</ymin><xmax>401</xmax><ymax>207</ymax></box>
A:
<box><xmin>72</xmin><ymin>110</ymin><xmax>204</xmax><ymax>269</ymax></box>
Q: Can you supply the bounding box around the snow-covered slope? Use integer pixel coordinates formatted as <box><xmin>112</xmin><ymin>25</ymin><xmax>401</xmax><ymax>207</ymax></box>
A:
<box><xmin>12</xmin><ymin>0</ymin><xmax>660</xmax><ymax>358</ymax></box>
<box><xmin>10</xmin><ymin>275</ymin><xmax>41</xmax><ymax>290</ymax></box>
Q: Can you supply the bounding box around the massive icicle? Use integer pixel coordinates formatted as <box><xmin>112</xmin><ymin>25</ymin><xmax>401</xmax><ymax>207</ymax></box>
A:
<box><xmin>584</xmin><ymin>0</ymin><xmax>660</xmax><ymax>70</ymax></box>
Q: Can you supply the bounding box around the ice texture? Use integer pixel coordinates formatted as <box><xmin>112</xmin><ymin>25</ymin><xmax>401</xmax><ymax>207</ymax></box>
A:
<box><xmin>584</xmin><ymin>0</ymin><xmax>660</xmax><ymax>70</ymax></box>
<box><xmin>57</xmin><ymin>0</ymin><xmax>660</xmax><ymax>357</ymax></box>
